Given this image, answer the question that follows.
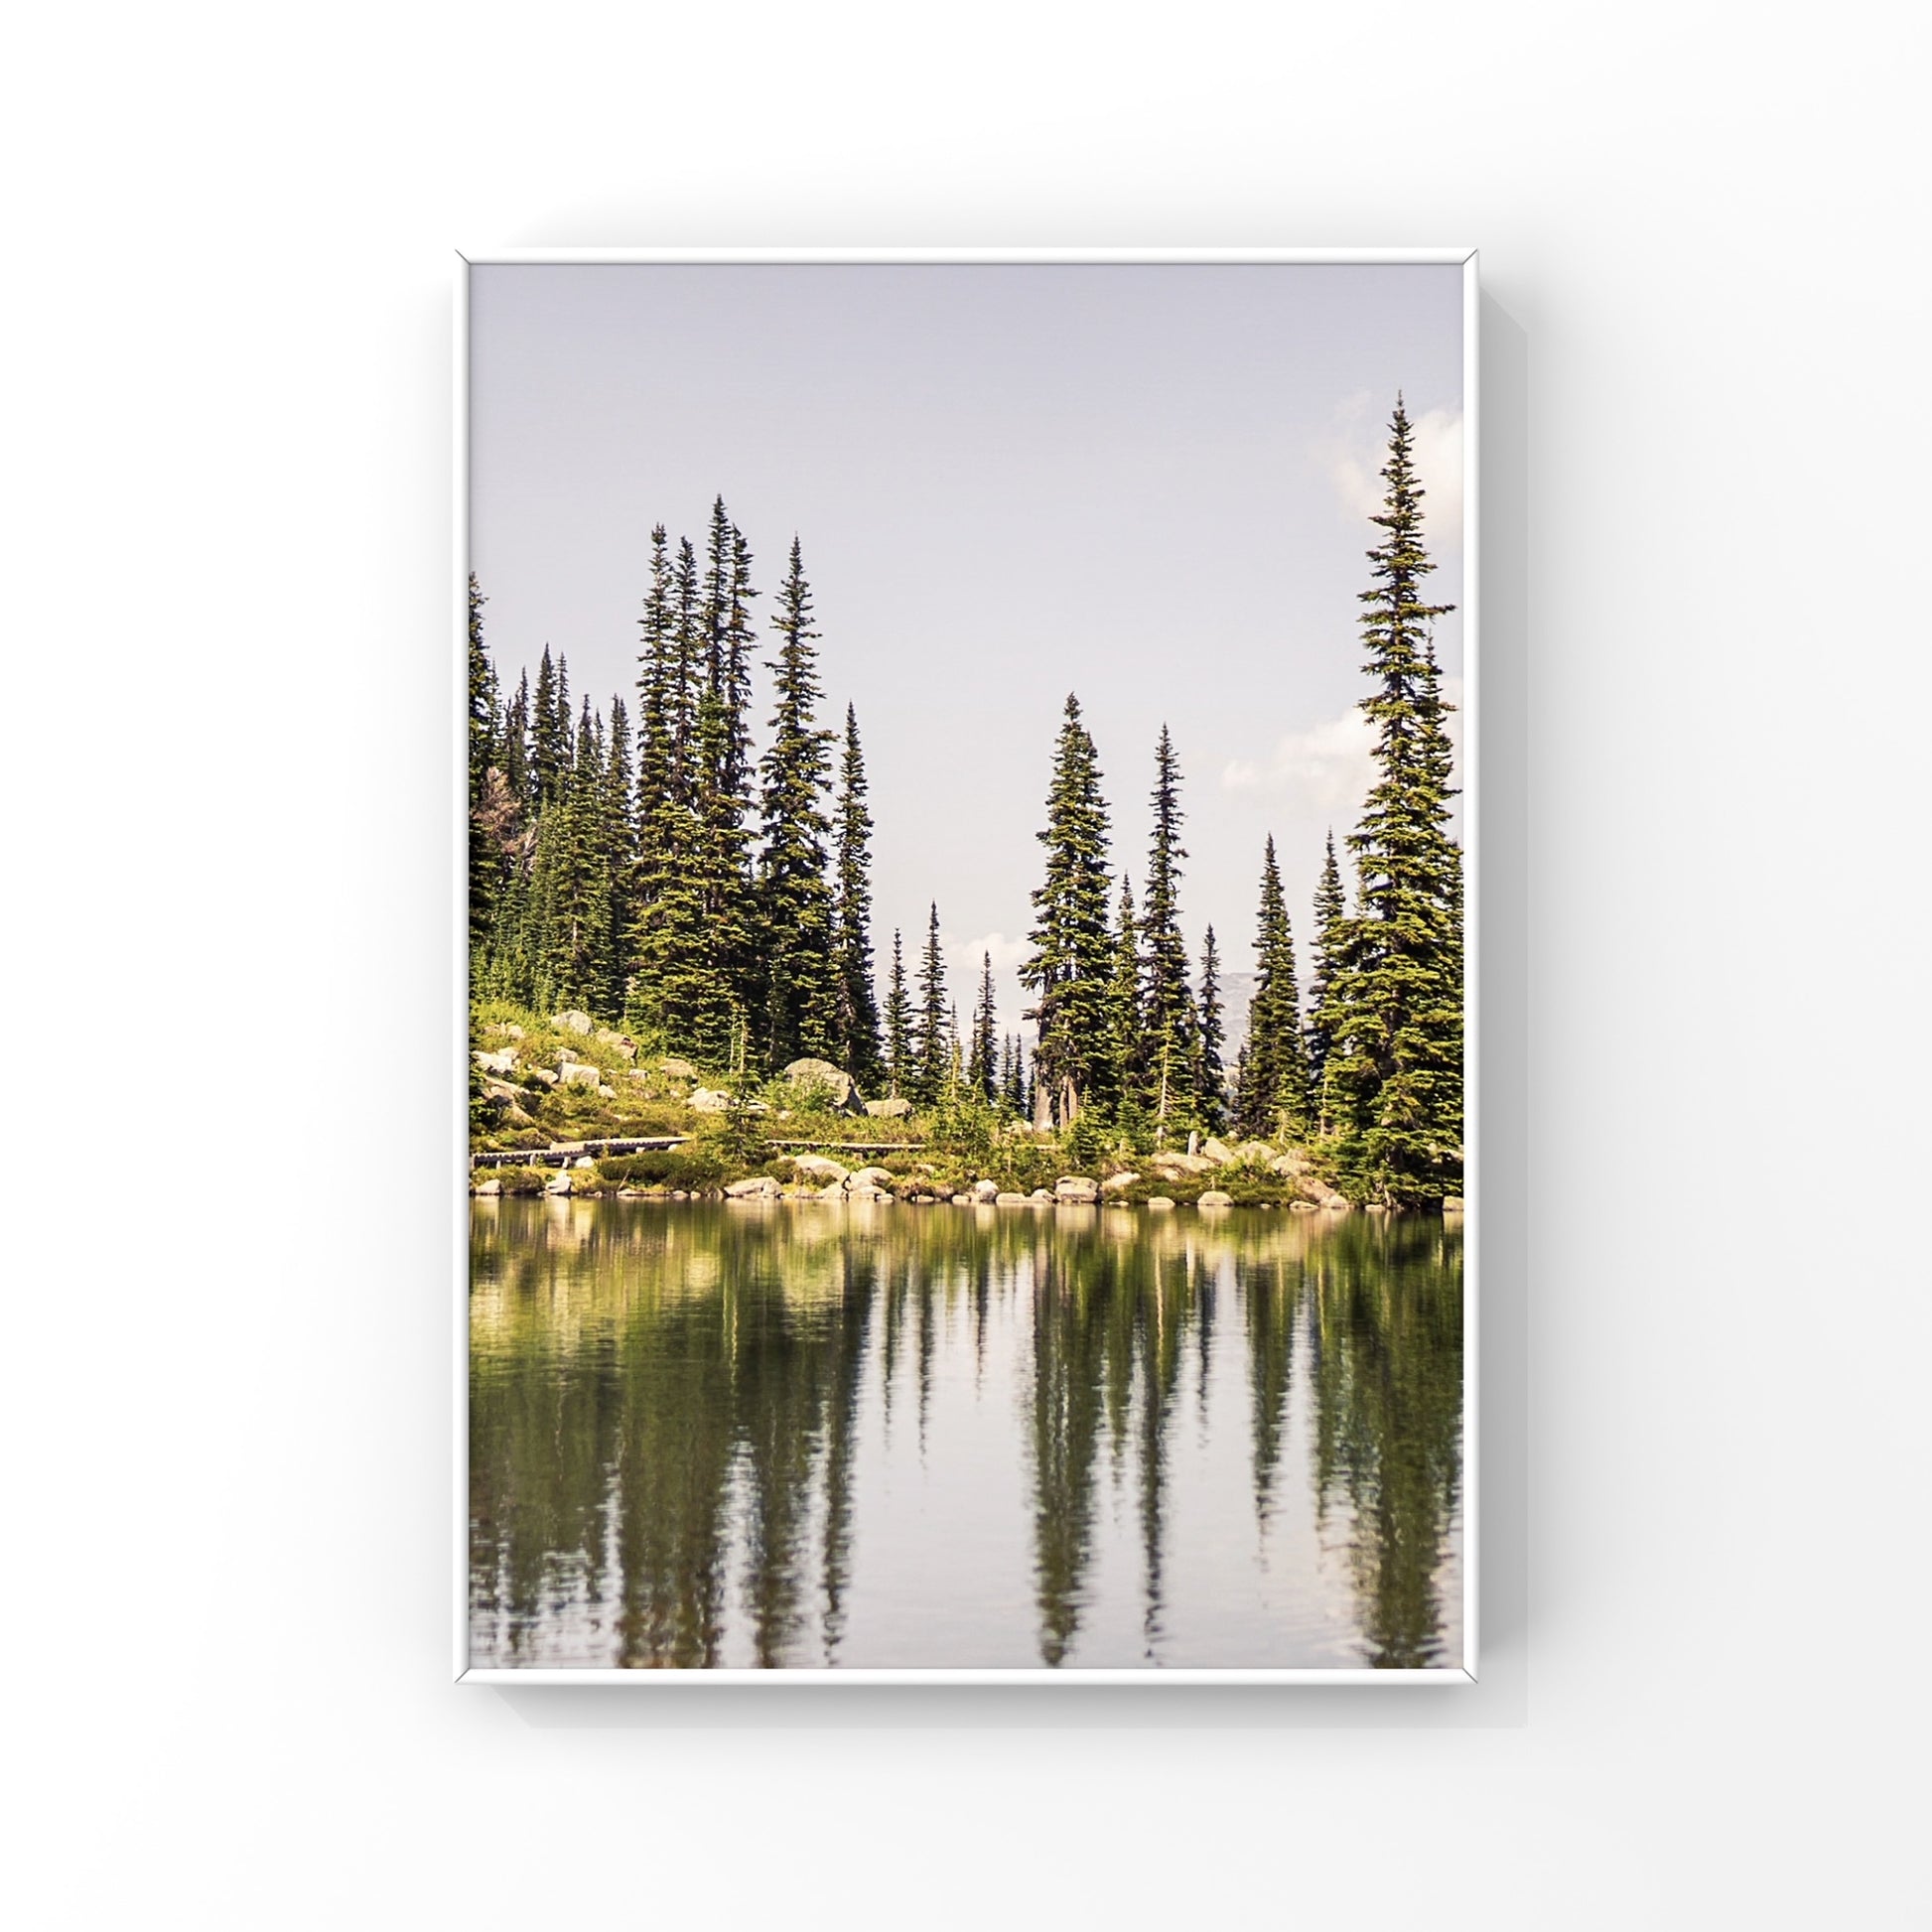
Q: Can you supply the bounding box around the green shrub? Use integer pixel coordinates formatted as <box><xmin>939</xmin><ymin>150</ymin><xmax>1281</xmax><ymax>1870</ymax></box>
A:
<box><xmin>597</xmin><ymin>1147</ymin><xmax>730</xmax><ymax>1190</ymax></box>
<box><xmin>485</xmin><ymin>1166</ymin><xmax>551</xmax><ymax>1196</ymax></box>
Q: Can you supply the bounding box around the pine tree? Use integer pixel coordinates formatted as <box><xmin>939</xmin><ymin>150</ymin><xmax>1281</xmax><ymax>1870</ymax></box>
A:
<box><xmin>755</xmin><ymin>536</ymin><xmax>839</xmax><ymax>1070</ymax></box>
<box><xmin>1328</xmin><ymin>397</ymin><xmax>1463</xmax><ymax>1199</ymax></box>
<box><xmin>1105</xmin><ymin>873</ymin><xmax>1145</xmax><ymax>1131</ymax></box>
<box><xmin>632</xmin><ymin>509</ymin><xmax>759</xmax><ymax>1067</ymax></box>
<box><xmin>628</xmin><ymin>525</ymin><xmax>702</xmax><ymax>1046</ymax></box>
<box><xmin>601</xmin><ymin>694</ymin><xmax>634</xmax><ymax>1017</ymax></box>
<box><xmin>669</xmin><ymin>535</ymin><xmax>701</xmax><ymax>796</ymax></box>
<box><xmin>531</xmin><ymin>646</ymin><xmax>572</xmax><ymax>811</ymax></box>
<box><xmin>1304</xmin><ymin>830</ymin><xmax>1349</xmax><ymax>1134</ymax></box>
<box><xmin>533</xmin><ymin>701</ymin><xmax>613</xmax><ymax>1013</ymax></box>
<box><xmin>1000</xmin><ymin>1034</ymin><xmax>1021</xmax><ymax>1114</ymax></box>
<box><xmin>1141</xmin><ymin>725</ymin><xmax>1197</xmax><ymax>1133</ymax></box>
<box><xmin>831</xmin><ymin>704</ymin><xmax>885</xmax><ymax>1088</ymax></box>
<box><xmin>1020</xmin><ymin>695</ymin><xmax>1115</xmax><ymax>1128</ymax></box>
<box><xmin>884</xmin><ymin>928</ymin><xmax>912</xmax><ymax>1099</ymax></box>
<box><xmin>500</xmin><ymin>669</ymin><xmax>529</xmax><ymax>812</ymax></box>
<box><xmin>1235</xmin><ymin>836</ymin><xmax>1310</xmax><ymax>1141</ymax></box>
<box><xmin>912</xmin><ymin>903</ymin><xmax>949</xmax><ymax>1104</ymax></box>
<box><xmin>1195</xmin><ymin>923</ymin><xmax>1228</xmax><ymax>1135</ymax></box>
<box><xmin>467</xmin><ymin>575</ymin><xmax>501</xmax><ymax>948</ymax></box>
<box><xmin>970</xmin><ymin>953</ymin><xmax>999</xmax><ymax>1101</ymax></box>
<box><xmin>633</xmin><ymin>523</ymin><xmax>680</xmax><ymax>830</ymax></box>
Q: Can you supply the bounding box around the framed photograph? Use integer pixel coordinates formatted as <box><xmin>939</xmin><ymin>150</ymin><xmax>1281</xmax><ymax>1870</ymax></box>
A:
<box><xmin>456</xmin><ymin>249</ymin><xmax>1477</xmax><ymax>1682</ymax></box>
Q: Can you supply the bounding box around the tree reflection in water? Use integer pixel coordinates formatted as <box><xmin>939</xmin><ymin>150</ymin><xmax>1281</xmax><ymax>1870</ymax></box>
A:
<box><xmin>469</xmin><ymin>1200</ymin><xmax>1461</xmax><ymax>1669</ymax></box>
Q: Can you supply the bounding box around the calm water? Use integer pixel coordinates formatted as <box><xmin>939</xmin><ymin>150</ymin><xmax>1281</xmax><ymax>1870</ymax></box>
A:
<box><xmin>469</xmin><ymin>1199</ymin><xmax>1463</xmax><ymax>1671</ymax></box>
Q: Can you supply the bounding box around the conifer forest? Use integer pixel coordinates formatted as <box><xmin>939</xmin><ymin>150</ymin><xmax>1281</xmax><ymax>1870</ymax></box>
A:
<box><xmin>469</xmin><ymin>400</ymin><xmax>1464</xmax><ymax>1208</ymax></box>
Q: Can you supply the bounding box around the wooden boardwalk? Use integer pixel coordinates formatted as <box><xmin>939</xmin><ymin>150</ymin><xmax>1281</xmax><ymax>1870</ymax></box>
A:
<box><xmin>471</xmin><ymin>1136</ymin><xmax>926</xmax><ymax>1171</ymax></box>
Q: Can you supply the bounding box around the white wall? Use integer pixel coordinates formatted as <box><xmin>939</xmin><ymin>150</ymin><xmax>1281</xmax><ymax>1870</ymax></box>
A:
<box><xmin>6</xmin><ymin>4</ymin><xmax>1925</xmax><ymax>1926</ymax></box>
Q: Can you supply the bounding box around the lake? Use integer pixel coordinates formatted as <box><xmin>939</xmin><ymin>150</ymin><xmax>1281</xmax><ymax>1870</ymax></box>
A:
<box><xmin>469</xmin><ymin>1198</ymin><xmax>1463</xmax><ymax>1671</ymax></box>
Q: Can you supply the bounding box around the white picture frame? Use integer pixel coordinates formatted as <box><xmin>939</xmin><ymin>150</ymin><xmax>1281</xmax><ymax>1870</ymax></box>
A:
<box><xmin>452</xmin><ymin>247</ymin><xmax>1479</xmax><ymax>1687</ymax></box>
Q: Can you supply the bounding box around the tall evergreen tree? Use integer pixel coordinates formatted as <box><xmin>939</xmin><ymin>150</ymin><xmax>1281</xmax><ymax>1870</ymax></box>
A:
<box><xmin>1020</xmin><ymin>695</ymin><xmax>1115</xmax><ymax>1128</ymax></box>
<box><xmin>755</xmin><ymin>536</ymin><xmax>839</xmax><ymax>1070</ymax></box>
<box><xmin>669</xmin><ymin>535</ymin><xmax>701</xmax><ymax>795</ymax></box>
<box><xmin>1194</xmin><ymin>923</ymin><xmax>1228</xmax><ymax>1135</ymax></box>
<box><xmin>970</xmin><ymin>953</ymin><xmax>999</xmax><ymax>1101</ymax></box>
<box><xmin>1328</xmin><ymin>398</ymin><xmax>1464</xmax><ymax>1199</ymax></box>
<box><xmin>467</xmin><ymin>574</ymin><xmax>501</xmax><ymax>948</ymax></box>
<box><xmin>627</xmin><ymin>514</ymin><xmax>746</xmax><ymax>1066</ymax></box>
<box><xmin>1235</xmin><ymin>836</ymin><xmax>1310</xmax><ymax>1141</ymax></box>
<box><xmin>633</xmin><ymin>508</ymin><xmax>759</xmax><ymax>1067</ymax></box>
<box><xmin>884</xmin><ymin>928</ymin><xmax>912</xmax><ymax>1099</ymax></box>
<box><xmin>1141</xmin><ymin>725</ymin><xmax>1197</xmax><ymax>1131</ymax></box>
<box><xmin>601</xmin><ymin>694</ymin><xmax>634</xmax><ymax>1017</ymax></box>
<box><xmin>1304</xmin><ymin>830</ymin><xmax>1350</xmax><ymax>1134</ymax></box>
<box><xmin>1105</xmin><ymin>873</ymin><xmax>1145</xmax><ymax>1128</ymax></box>
<box><xmin>912</xmin><ymin>903</ymin><xmax>950</xmax><ymax>1104</ymax></box>
<box><xmin>531</xmin><ymin>645</ymin><xmax>572</xmax><ymax>810</ymax></box>
<box><xmin>1000</xmin><ymin>1034</ymin><xmax>1021</xmax><ymax>1114</ymax></box>
<box><xmin>533</xmin><ymin>701</ymin><xmax>613</xmax><ymax>1013</ymax></box>
<box><xmin>633</xmin><ymin>523</ymin><xmax>680</xmax><ymax>829</ymax></box>
<box><xmin>831</xmin><ymin>704</ymin><xmax>885</xmax><ymax>1088</ymax></box>
<box><xmin>500</xmin><ymin>669</ymin><xmax>530</xmax><ymax>812</ymax></box>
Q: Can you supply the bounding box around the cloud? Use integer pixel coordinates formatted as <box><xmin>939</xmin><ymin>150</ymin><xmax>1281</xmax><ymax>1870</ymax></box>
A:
<box><xmin>948</xmin><ymin>930</ymin><xmax>1035</xmax><ymax>1038</ymax></box>
<box><xmin>1313</xmin><ymin>393</ymin><xmax>1463</xmax><ymax>543</ymax></box>
<box><xmin>1222</xmin><ymin>679</ymin><xmax>1465</xmax><ymax>821</ymax></box>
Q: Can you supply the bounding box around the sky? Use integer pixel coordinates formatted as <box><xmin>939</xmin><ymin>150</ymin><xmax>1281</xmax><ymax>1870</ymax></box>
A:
<box><xmin>470</xmin><ymin>263</ymin><xmax>1464</xmax><ymax>1042</ymax></box>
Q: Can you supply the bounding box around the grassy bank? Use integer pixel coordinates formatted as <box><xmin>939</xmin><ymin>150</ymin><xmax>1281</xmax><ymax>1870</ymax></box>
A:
<box><xmin>464</xmin><ymin>1001</ymin><xmax>1438</xmax><ymax>1209</ymax></box>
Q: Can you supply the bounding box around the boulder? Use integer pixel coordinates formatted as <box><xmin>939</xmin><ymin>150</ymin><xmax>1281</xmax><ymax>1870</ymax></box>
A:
<box><xmin>1101</xmin><ymin>1172</ymin><xmax>1140</xmax><ymax>1194</ymax></box>
<box><xmin>1365</xmin><ymin>1201</ymin><xmax>1391</xmax><ymax>1213</ymax></box>
<box><xmin>658</xmin><ymin>1057</ymin><xmax>700</xmax><ymax>1083</ymax></box>
<box><xmin>544</xmin><ymin>1170</ymin><xmax>573</xmax><ymax>1196</ymax></box>
<box><xmin>471</xmin><ymin>1175</ymin><xmax>501</xmax><ymax>1196</ymax></box>
<box><xmin>559</xmin><ymin>1061</ymin><xmax>601</xmax><ymax>1087</ymax></box>
<box><xmin>725</xmin><ymin>1175</ymin><xmax>780</xmax><ymax>1200</ymax></box>
<box><xmin>781</xmin><ymin>1058</ymin><xmax>858</xmax><ymax>1110</ymax></box>
<box><xmin>847</xmin><ymin>1184</ymin><xmax>892</xmax><ymax>1202</ymax></box>
<box><xmin>1269</xmin><ymin>1151</ymin><xmax>1312</xmax><ymax>1176</ymax></box>
<box><xmin>1443</xmin><ymin>1195</ymin><xmax>1466</xmax><ymax>1213</ymax></box>
<box><xmin>573</xmin><ymin>1155</ymin><xmax>596</xmax><ymax>1170</ymax></box>
<box><xmin>995</xmin><ymin>1191</ymin><xmax>1031</xmax><ymax>1206</ymax></box>
<box><xmin>688</xmin><ymin>1087</ymin><xmax>733</xmax><ymax>1114</ymax></box>
<box><xmin>1197</xmin><ymin>1189</ymin><xmax>1234</xmax><ymax>1208</ymax></box>
<box><xmin>594</xmin><ymin>1030</ymin><xmax>637</xmax><ymax>1058</ymax></box>
<box><xmin>553</xmin><ymin>1010</ymin><xmax>595</xmax><ymax>1035</ymax></box>
<box><xmin>971</xmin><ymin>1178</ymin><xmax>1001</xmax><ymax>1203</ymax></box>
<box><xmin>1147</xmin><ymin>1196</ymin><xmax>1176</xmax><ymax>1211</ymax></box>
<box><xmin>817</xmin><ymin>1179</ymin><xmax>848</xmax><ymax>1202</ymax></box>
<box><xmin>1235</xmin><ymin>1140</ymin><xmax>1276</xmax><ymax>1166</ymax></box>
<box><xmin>528</xmin><ymin>1067</ymin><xmax>558</xmax><ymax>1087</ymax></box>
<box><xmin>1150</xmin><ymin>1151</ymin><xmax>1213</xmax><ymax>1176</ymax></box>
<box><xmin>1054</xmin><ymin>1175</ymin><xmax>1100</xmax><ymax>1202</ymax></box>
<box><xmin>864</xmin><ymin>1096</ymin><xmax>913</xmax><ymax>1119</ymax></box>
<box><xmin>845</xmin><ymin>1166</ymin><xmax>892</xmax><ymax>1190</ymax></box>
<box><xmin>950</xmin><ymin>1193</ymin><xmax>973</xmax><ymax>1205</ymax></box>
<box><xmin>1030</xmin><ymin>1188</ymin><xmax>1054</xmax><ymax>1203</ymax></box>
<box><xmin>1290</xmin><ymin>1173</ymin><xmax>1348</xmax><ymax>1209</ymax></box>
<box><xmin>791</xmin><ymin>1154</ymin><xmax>851</xmax><ymax>1183</ymax></box>
<box><xmin>482</xmin><ymin>1079</ymin><xmax>523</xmax><ymax>1104</ymax></box>
<box><xmin>475</xmin><ymin>1047</ymin><xmax>518</xmax><ymax>1076</ymax></box>
<box><xmin>500</xmin><ymin>1024</ymin><xmax>525</xmax><ymax>1040</ymax></box>
<box><xmin>1200</xmin><ymin>1137</ymin><xmax>1235</xmax><ymax>1166</ymax></box>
